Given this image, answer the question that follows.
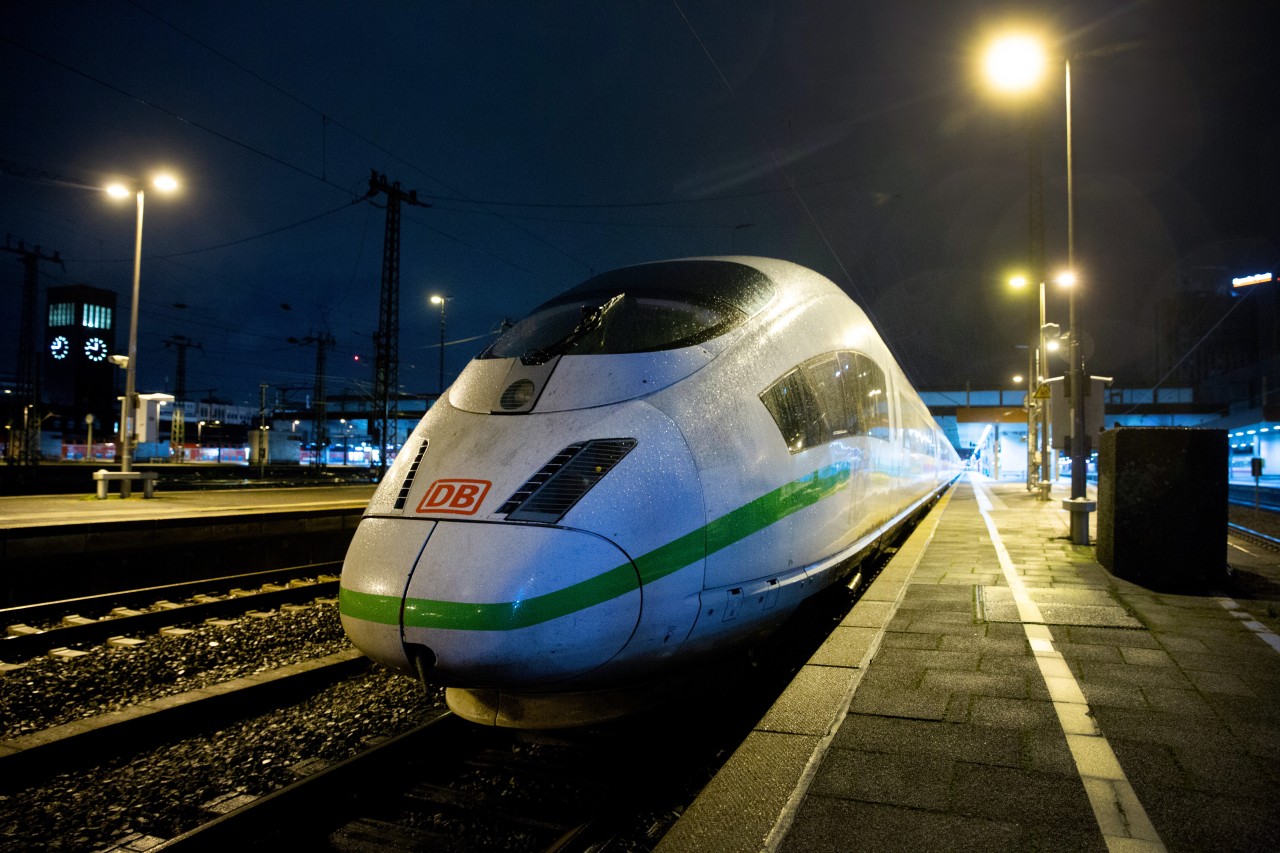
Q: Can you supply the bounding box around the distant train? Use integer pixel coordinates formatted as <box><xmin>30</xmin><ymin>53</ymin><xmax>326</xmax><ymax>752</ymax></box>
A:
<box><xmin>339</xmin><ymin>257</ymin><xmax>960</xmax><ymax>727</ymax></box>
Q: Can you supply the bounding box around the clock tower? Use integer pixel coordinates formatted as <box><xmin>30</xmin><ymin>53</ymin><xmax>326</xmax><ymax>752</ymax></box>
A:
<box><xmin>44</xmin><ymin>284</ymin><xmax>118</xmax><ymax>440</ymax></box>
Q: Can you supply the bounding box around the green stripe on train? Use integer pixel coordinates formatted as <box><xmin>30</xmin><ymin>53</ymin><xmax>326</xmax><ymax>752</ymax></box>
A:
<box><xmin>339</xmin><ymin>461</ymin><xmax>850</xmax><ymax>632</ymax></box>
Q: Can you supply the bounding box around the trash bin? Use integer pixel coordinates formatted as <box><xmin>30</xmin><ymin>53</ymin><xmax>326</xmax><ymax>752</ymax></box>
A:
<box><xmin>1096</xmin><ymin>427</ymin><xmax>1227</xmax><ymax>590</ymax></box>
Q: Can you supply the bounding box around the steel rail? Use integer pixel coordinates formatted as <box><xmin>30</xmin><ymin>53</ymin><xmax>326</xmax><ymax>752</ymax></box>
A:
<box><xmin>0</xmin><ymin>577</ymin><xmax>340</xmax><ymax>663</ymax></box>
<box><xmin>1</xmin><ymin>561</ymin><xmax>343</xmax><ymax>625</ymax></box>
<box><xmin>1229</xmin><ymin>522</ymin><xmax>1280</xmax><ymax>550</ymax></box>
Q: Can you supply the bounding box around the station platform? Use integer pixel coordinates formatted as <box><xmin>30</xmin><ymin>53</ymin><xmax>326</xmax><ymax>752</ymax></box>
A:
<box><xmin>0</xmin><ymin>484</ymin><xmax>376</xmax><ymax>530</ymax></box>
<box><xmin>658</xmin><ymin>475</ymin><xmax>1280</xmax><ymax>853</ymax></box>
<box><xmin>0</xmin><ymin>485</ymin><xmax>377</xmax><ymax>606</ymax></box>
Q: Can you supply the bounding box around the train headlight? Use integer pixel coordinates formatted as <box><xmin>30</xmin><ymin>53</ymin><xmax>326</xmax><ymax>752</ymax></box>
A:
<box><xmin>500</xmin><ymin>379</ymin><xmax>536</xmax><ymax>410</ymax></box>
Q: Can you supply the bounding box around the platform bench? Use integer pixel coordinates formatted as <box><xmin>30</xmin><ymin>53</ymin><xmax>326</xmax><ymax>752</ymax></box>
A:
<box><xmin>93</xmin><ymin>470</ymin><xmax>158</xmax><ymax>499</ymax></box>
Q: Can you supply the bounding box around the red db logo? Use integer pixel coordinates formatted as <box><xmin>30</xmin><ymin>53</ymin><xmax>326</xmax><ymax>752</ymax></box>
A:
<box><xmin>416</xmin><ymin>479</ymin><xmax>491</xmax><ymax>515</ymax></box>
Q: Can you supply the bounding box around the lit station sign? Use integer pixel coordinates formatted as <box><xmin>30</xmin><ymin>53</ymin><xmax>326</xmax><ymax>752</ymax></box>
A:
<box><xmin>1232</xmin><ymin>272</ymin><xmax>1273</xmax><ymax>288</ymax></box>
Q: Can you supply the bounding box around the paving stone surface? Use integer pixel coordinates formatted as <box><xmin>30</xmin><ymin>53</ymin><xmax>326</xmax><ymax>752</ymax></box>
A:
<box><xmin>659</xmin><ymin>477</ymin><xmax>1280</xmax><ymax>853</ymax></box>
<box><xmin>777</xmin><ymin>478</ymin><xmax>1280</xmax><ymax>853</ymax></box>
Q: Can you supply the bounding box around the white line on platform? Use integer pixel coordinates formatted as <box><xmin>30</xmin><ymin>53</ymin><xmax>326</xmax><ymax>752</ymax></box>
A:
<box><xmin>1214</xmin><ymin>597</ymin><xmax>1280</xmax><ymax>655</ymax></box>
<box><xmin>972</xmin><ymin>474</ymin><xmax>1167</xmax><ymax>853</ymax></box>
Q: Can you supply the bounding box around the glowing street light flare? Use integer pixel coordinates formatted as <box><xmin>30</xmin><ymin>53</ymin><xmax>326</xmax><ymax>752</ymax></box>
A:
<box><xmin>983</xmin><ymin>34</ymin><xmax>1047</xmax><ymax>93</ymax></box>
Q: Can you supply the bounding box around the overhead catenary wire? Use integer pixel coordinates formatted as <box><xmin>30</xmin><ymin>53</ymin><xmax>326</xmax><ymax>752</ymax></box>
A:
<box><xmin>0</xmin><ymin>32</ymin><xmax>571</xmax><ymax>280</ymax></box>
<box><xmin>124</xmin><ymin>0</ymin><xmax>593</xmax><ymax>276</ymax></box>
<box><xmin>669</xmin><ymin>0</ymin><xmax>928</xmax><ymax>382</ymax></box>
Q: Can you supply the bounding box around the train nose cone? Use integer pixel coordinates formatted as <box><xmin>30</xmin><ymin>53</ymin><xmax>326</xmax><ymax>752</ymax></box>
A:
<box><xmin>340</xmin><ymin>517</ymin><xmax>434</xmax><ymax>675</ymax></box>
<box><xmin>402</xmin><ymin>521</ymin><xmax>642</xmax><ymax>688</ymax></box>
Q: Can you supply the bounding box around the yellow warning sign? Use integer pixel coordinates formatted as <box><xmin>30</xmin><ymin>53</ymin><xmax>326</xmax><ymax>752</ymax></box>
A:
<box><xmin>1034</xmin><ymin>384</ymin><xmax>1051</xmax><ymax>399</ymax></box>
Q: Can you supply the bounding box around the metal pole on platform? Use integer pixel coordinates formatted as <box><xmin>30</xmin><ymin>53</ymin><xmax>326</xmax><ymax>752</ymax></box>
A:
<box><xmin>1038</xmin><ymin>280</ymin><xmax>1051</xmax><ymax>491</ymax></box>
<box><xmin>106</xmin><ymin>173</ymin><xmax>179</xmax><ymax>493</ymax></box>
<box><xmin>1063</xmin><ymin>58</ymin><xmax>1092</xmax><ymax>545</ymax></box>
<box><xmin>120</xmin><ymin>187</ymin><xmax>144</xmax><ymax>481</ymax></box>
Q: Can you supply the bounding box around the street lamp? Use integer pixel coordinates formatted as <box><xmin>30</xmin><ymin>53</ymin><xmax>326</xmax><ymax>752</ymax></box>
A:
<box><xmin>1008</xmin><ymin>274</ymin><xmax>1040</xmax><ymax>492</ymax></box>
<box><xmin>197</xmin><ymin>420</ymin><xmax>205</xmax><ymax>460</ymax></box>
<box><xmin>106</xmin><ymin>172</ymin><xmax>180</xmax><ymax>483</ymax></box>
<box><xmin>1009</xmin><ymin>272</ymin><xmax>1064</xmax><ymax>496</ymax></box>
<box><xmin>982</xmin><ymin>33</ymin><xmax>1090</xmax><ymax>536</ymax></box>
<box><xmin>983</xmin><ymin>34</ymin><xmax>1047</xmax><ymax>92</ymax></box>
<box><xmin>1055</xmin><ymin>266</ymin><xmax>1087</xmax><ymax>511</ymax></box>
<box><xmin>429</xmin><ymin>294</ymin><xmax>450</xmax><ymax>398</ymax></box>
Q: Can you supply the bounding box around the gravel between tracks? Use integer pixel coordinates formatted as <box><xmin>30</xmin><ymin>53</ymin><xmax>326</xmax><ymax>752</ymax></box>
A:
<box><xmin>0</xmin><ymin>603</ymin><xmax>351</xmax><ymax>739</ymax></box>
<box><xmin>0</xmin><ymin>603</ymin><xmax>444</xmax><ymax>852</ymax></box>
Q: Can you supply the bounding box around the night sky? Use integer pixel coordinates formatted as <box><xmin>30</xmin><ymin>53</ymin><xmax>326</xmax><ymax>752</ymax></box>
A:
<box><xmin>3</xmin><ymin>1</ymin><xmax>1277</xmax><ymax>409</ymax></box>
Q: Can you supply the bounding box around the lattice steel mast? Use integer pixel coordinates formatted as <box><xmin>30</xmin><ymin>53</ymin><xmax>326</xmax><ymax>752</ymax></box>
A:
<box><xmin>366</xmin><ymin>171</ymin><xmax>428</xmax><ymax>481</ymax></box>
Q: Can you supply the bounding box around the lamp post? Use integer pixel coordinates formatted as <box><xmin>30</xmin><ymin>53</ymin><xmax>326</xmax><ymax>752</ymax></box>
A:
<box><xmin>983</xmin><ymin>34</ymin><xmax>1091</xmax><ymax>537</ymax></box>
<box><xmin>429</xmin><ymin>294</ymin><xmax>450</xmax><ymax>398</ymax></box>
<box><xmin>1009</xmin><ymin>274</ymin><xmax>1059</xmax><ymax>497</ymax></box>
<box><xmin>197</xmin><ymin>420</ymin><xmax>205</xmax><ymax>460</ymax></box>
<box><xmin>106</xmin><ymin>173</ymin><xmax>179</xmax><ymax>484</ymax></box>
<box><xmin>1062</xmin><ymin>59</ymin><xmax>1088</xmax><ymax>511</ymax></box>
<box><xmin>1008</xmin><ymin>275</ymin><xmax>1039</xmax><ymax>492</ymax></box>
<box><xmin>986</xmin><ymin>36</ymin><xmax>1052</xmax><ymax>497</ymax></box>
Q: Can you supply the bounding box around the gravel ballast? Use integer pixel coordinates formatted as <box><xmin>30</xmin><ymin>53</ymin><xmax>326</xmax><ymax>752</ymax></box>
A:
<box><xmin>0</xmin><ymin>603</ymin><xmax>443</xmax><ymax>852</ymax></box>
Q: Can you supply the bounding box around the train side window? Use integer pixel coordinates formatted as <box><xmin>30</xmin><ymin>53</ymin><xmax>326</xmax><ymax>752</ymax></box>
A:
<box><xmin>848</xmin><ymin>353</ymin><xmax>890</xmax><ymax>440</ymax></box>
<box><xmin>801</xmin><ymin>356</ymin><xmax>846</xmax><ymax>440</ymax></box>
<box><xmin>835</xmin><ymin>353</ymin><xmax>861</xmax><ymax>435</ymax></box>
<box><xmin>760</xmin><ymin>369</ymin><xmax>823</xmax><ymax>453</ymax></box>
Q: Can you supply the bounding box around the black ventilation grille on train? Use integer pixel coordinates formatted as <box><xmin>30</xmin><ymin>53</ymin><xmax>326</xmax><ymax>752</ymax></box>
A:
<box><xmin>393</xmin><ymin>438</ymin><xmax>430</xmax><ymax>510</ymax></box>
<box><xmin>498</xmin><ymin>438</ymin><xmax>637</xmax><ymax>523</ymax></box>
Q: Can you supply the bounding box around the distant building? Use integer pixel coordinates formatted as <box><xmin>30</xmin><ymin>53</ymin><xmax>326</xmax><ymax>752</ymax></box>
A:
<box><xmin>42</xmin><ymin>284</ymin><xmax>118</xmax><ymax>440</ymax></box>
<box><xmin>1154</xmin><ymin>268</ymin><xmax>1257</xmax><ymax>390</ymax></box>
<box><xmin>1154</xmin><ymin>268</ymin><xmax>1279</xmax><ymax>412</ymax></box>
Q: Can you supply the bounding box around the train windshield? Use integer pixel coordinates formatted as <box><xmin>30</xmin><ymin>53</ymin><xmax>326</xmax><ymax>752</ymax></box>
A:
<box><xmin>482</xmin><ymin>260</ymin><xmax>774</xmax><ymax>360</ymax></box>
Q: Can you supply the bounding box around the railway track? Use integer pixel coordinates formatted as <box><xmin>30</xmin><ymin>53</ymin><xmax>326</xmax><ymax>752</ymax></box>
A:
<box><xmin>153</xmin><ymin>714</ymin><xmax>635</xmax><ymax>852</ymax></box>
<box><xmin>1230</xmin><ymin>523</ymin><xmax>1280</xmax><ymax>551</ymax></box>
<box><xmin>0</xmin><ymin>562</ymin><xmax>342</xmax><ymax>663</ymax></box>
<box><xmin>0</xmin><ymin>504</ymin><xmax>912</xmax><ymax>852</ymax></box>
<box><xmin>153</xmin><ymin>698</ymin><xmax>749</xmax><ymax>852</ymax></box>
<box><xmin>144</xmin><ymin>554</ymin><xmax>886</xmax><ymax>853</ymax></box>
<box><xmin>0</xmin><ymin>649</ymin><xmax>370</xmax><ymax>793</ymax></box>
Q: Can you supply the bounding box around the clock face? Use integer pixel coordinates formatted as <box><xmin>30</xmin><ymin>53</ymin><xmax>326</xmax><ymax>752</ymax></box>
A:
<box><xmin>50</xmin><ymin>335</ymin><xmax>70</xmax><ymax>360</ymax></box>
<box><xmin>84</xmin><ymin>337</ymin><xmax>108</xmax><ymax>362</ymax></box>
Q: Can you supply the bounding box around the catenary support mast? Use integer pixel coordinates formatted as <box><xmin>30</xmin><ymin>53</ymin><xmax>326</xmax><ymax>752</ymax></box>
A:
<box><xmin>366</xmin><ymin>171</ymin><xmax>428</xmax><ymax>481</ymax></box>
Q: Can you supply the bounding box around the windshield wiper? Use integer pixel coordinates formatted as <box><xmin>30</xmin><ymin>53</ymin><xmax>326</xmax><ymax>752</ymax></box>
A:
<box><xmin>521</xmin><ymin>293</ymin><xmax>624</xmax><ymax>365</ymax></box>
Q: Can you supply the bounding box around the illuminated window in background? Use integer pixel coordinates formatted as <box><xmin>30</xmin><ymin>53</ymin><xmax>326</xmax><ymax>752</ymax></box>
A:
<box><xmin>83</xmin><ymin>304</ymin><xmax>113</xmax><ymax>329</ymax></box>
<box><xmin>49</xmin><ymin>303</ymin><xmax>75</xmax><ymax>326</ymax></box>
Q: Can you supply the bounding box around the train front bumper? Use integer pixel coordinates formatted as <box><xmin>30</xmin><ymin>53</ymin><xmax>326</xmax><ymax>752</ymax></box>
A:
<box><xmin>339</xmin><ymin>517</ymin><xmax>643</xmax><ymax>688</ymax></box>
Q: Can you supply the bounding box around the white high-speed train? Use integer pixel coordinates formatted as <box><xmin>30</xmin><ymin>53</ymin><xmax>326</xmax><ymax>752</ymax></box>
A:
<box><xmin>339</xmin><ymin>256</ymin><xmax>960</xmax><ymax>727</ymax></box>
